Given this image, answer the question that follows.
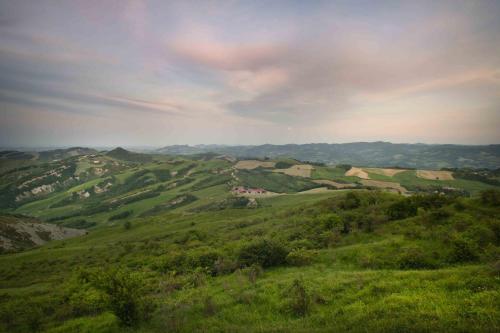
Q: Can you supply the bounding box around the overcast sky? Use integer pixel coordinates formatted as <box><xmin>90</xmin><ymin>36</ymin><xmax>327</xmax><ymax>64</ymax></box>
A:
<box><xmin>0</xmin><ymin>0</ymin><xmax>499</xmax><ymax>147</ymax></box>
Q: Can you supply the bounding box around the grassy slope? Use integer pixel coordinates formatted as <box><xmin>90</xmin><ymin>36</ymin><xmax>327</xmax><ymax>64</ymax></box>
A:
<box><xmin>0</xmin><ymin>190</ymin><xmax>499</xmax><ymax>332</ymax></box>
<box><xmin>237</xmin><ymin>169</ymin><xmax>320</xmax><ymax>193</ymax></box>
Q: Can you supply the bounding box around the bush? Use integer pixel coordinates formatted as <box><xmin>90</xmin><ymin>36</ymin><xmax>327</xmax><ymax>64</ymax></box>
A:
<box><xmin>397</xmin><ymin>247</ymin><xmax>439</xmax><ymax>269</ymax></box>
<box><xmin>203</xmin><ymin>296</ymin><xmax>217</xmax><ymax>317</ymax></box>
<box><xmin>388</xmin><ymin>198</ymin><xmax>418</xmax><ymax>220</ymax></box>
<box><xmin>188</xmin><ymin>249</ymin><xmax>221</xmax><ymax>275</ymax></box>
<box><xmin>213</xmin><ymin>256</ymin><xmax>237</xmax><ymax>276</ymax></box>
<box><xmin>319</xmin><ymin>213</ymin><xmax>341</xmax><ymax>231</ymax></box>
<box><xmin>91</xmin><ymin>269</ymin><xmax>149</xmax><ymax>326</ymax></box>
<box><xmin>480</xmin><ymin>189</ymin><xmax>500</xmax><ymax>206</ymax></box>
<box><xmin>123</xmin><ymin>221</ymin><xmax>132</xmax><ymax>230</ymax></box>
<box><xmin>286</xmin><ymin>249</ymin><xmax>315</xmax><ymax>266</ymax></box>
<box><xmin>286</xmin><ymin>279</ymin><xmax>310</xmax><ymax>317</ymax></box>
<box><xmin>109</xmin><ymin>210</ymin><xmax>133</xmax><ymax>221</ymax></box>
<box><xmin>449</xmin><ymin>237</ymin><xmax>479</xmax><ymax>263</ymax></box>
<box><xmin>275</xmin><ymin>161</ymin><xmax>294</xmax><ymax>169</ymax></box>
<box><xmin>67</xmin><ymin>288</ymin><xmax>108</xmax><ymax>316</ymax></box>
<box><xmin>336</xmin><ymin>164</ymin><xmax>352</xmax><ymax>171</ymax></box>
<box><xmin>60</xmin><ymin>219</ymin><xmax>97</xmax><ymax>229</ymax></box>
<box><xmin>244</xmin><ymin>264</ymin><xmax>264</xmax><ymax>284</ymax></box>
<box><xmin>340</xmin><ymin>192</ymin><xmax>361</xmax><ymax>210</ymax></box>
<box><xmin>238</xmin><ymin>239</ymin><xmax>289</xmax><ymax>268</ymax></box>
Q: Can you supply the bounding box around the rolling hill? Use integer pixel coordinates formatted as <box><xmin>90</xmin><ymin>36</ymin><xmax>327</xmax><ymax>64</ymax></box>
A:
<box><xmin>157</xmin><ymin>142</ymin><xmax>500</xmax><ymax>169</ymax></box>
<box><xmin>0</xmin><ymin>147</ymin><xmax>499</xmax><ymax>332</ymax></box>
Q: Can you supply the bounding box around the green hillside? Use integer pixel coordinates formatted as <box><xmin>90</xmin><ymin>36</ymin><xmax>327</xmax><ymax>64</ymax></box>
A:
<box><xmin>0</xmin><ymin>148</ymin><xmax>499</xmax><ymax>332</ymax></box>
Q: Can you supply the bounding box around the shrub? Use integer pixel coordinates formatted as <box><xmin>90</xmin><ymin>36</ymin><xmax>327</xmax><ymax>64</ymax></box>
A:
<box><xmin>275</xmin><ymin>161</ymin><xmax>294</xmax><ymax>169</ymax></box>
<box><xmin>91</xmin><ymin>269</ymin><xmax>149</xmax><ymax>326</ymax></box>
<box><xmin>397</xmin><ymin>247</ymin><xmax>439</xmax><ymax>269</ymax></box>
<box><xmin>188</xmin><ymin>249</ymin><xmax>221</xmax><ymax>274</ymax></box>
<box><xmin>319</xmin><ymin>213</ymin><xmax>341</xmax><ymax>230</ymax></box>
<box><xmin>213</xmin><ymin>256</ymin><xmax>237</xmax><ymax>276</ymax></box>
<box><xmin>60</xmin><ymin>219</ymin><xmax>97</xmax><ymax>229</ymax></box>
<box><xmin>109</xmin><ymin>210</ymin><xmax>133</xmax><ymax>221</ymax></box>
<box><xmin>243</xmin><ymin>264</ymin><xmax>263</xmax><ymax>284</ymax></box>
<box><xmin>238</xmin><ymin>239</ymin><xmax>289</xmax><ymax>268</ymax></box>
<box><xmin>449</xmin><ymin>237</ymin><xmax>479</xmax><ymax>263</ymax></box>
<box><xmin>123</xmin><ymin>221</ymin><xmax>132</xmax><ymax>230</ymax></box>
<box><xmin>336</xmin><ymin>164</ymin><xmax>352</xmax><ymax>171</ymax></box>
<box><xmin>155</xmin><ymin>252</ymin><xmax>188</xmax><ymax>273</ymax></box>
<box><xmin>480</xmin><ymin>189</ymin><xmax>500</xmax><ymax>206</ymax></box>
<box><xmin>67</xmin><ymin>288</ymin><xmax>108</xmax><ymax>316</ymax></box>
<box><xmin>286</xmin><ymin>249</ymin><xmax>315</xmax><ymax>266</ymax></box>
<box><xmin>388</xmin><ymin>198</ymin><xmax>418</xmax><ymax>220</ymax></box>
<box><xmin>464</xmin><ymin>224</ymin><xmax>496</xmax><ymax>247</ymax></box>
<box><xmin>286</xmin><ymin>279</ymin><xmax>310</xmax><ymax>317</ymax></box>
<box><xmin>340</xmin><ymin>192</ymin><xmax>361</xmax><ymax>210</ymax></box>
<box><xmin>203</xmin><ymin>296</ymin><xmax>217</xmax><ymax>317</ymax></box>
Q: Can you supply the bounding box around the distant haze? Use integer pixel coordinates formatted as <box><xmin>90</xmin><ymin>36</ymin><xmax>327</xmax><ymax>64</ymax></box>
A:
<box><xmin>0</xmin><ymin>0</ymin><xmax>499</xmax><ymax>146</ymax></box>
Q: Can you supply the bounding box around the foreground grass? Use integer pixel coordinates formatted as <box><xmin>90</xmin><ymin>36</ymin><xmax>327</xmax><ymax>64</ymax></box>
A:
<box><xmin>1</xmin><ymin>190</ymin><xmax>499</xmax><ymax>332</ymax></box>
<box><xmin>147</xmin><ymin>265</ymin><xmax>499</xmax><ymax>333</ymax></box>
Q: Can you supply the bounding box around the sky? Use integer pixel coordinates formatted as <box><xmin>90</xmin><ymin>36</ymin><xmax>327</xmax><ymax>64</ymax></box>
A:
<box><xmin>0</xmin><ymin>0</ymin><xmax>499</xmax><ymax>147</ymax></box>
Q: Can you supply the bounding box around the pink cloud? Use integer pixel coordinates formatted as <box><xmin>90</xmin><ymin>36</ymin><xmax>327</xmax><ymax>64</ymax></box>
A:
<box><xmin>226</xmin><ymin>68</ymin><xmax>289</xmax><ymax>94</ymax></box>
<box><xmin>170</xmin><ymin>37</ymin><xmax>286</xmax><ymax>71</ymax></box>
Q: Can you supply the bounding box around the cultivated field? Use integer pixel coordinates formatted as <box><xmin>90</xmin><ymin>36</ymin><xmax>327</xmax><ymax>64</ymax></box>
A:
<box><xmin>274</xmin><ymin>164</ymin><xmax>314</xmax><ymax>177</ymax></box>
<box><xmin>234</xmin><ymin>160</ymin><xmax>276</xmax><ymax>170</ymax></box>
<box><xmin>364</xmin><ymin>167</ymin><xmax>407</xmax><ymax>177</ymax></box>
<box><xmin>345</xmin><ymin>166</ymin><xmax>370</xmax><ymax>179</ymax></box>
<box><xmin>416</xmin><ymin>170</ymin><xmax>454</xmax><ymax>180</ymax></box>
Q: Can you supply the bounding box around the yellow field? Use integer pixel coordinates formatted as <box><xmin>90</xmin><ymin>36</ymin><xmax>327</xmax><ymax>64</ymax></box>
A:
<box><xmin>274</xmin><ymin>164</ymin><xmax>314</xmax><ymax>177</ymax></box>
<box><xmin>416</xmin><ymin>170</ymin><xmax>454</xmax><ymax>180</ymax></box>
<box><xmin>345</xmin><ymin>167</ymin><xmax>370</xmax><ymax>179</ymax></box>
<box><xmin>234</xmin><ymin>160</ymin><xmax>276</xmax><ymax>170</ymax></box>
<box><xmin>364</xmin><ymin>168</ymin><xmax>407</xmax><ymax>177</ymax></box>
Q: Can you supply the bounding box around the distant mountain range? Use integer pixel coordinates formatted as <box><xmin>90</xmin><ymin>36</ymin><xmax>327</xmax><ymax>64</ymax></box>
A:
<box><xmin>156</xmin><ymin>142</ymin><xmax>500</xmax><ymax>169</ymax></box>
<box><xmin>2</xmin><ymin>143</ymin><xmax>499</xmax><ymax>169</ymax></box>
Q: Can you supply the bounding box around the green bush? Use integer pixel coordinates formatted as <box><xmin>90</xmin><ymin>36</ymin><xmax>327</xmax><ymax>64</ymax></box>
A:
<box><xmin>238</xmin><ymin>239</ymin><xmax>289</xmax><ymax>268</ymax></box>
<box><xmin>91</xmin><ymin>269</ymin><xmax>150</xmax><ymax>327</ymax></box>
<box><xmin>109</xmin><ymin>210</ymin><xmax>133</xmax><ymax>221</ymax></box>
<box><xmin>123</xmin><ymin>221</ymin><xmax>132</xmax><ymax>230</ymax></box>
<box><xmin>67</xmin><ymin>288</ymin><xmax>108</xmax><ymax>316</ymax></box>
<box><xmin>480</xmin><ymin>189</ymin><xmax>500</xmax><ymax>206</ymax></box>
<box><xmin>449</xmin><ymin>237</ymin><xmax>479</xmax><ymax>263</ymax></box>
<box><xmin>275</xmin><ymin>161</ymin><xmax>294</xmax><ymax>169</ymax></box>
<box><xmin>286</xmin><ymin>278</ymin><xmax>310</xmax><ymax>317</ymax></box>
<box><xmin>286</xmin><ymin>249</ymin><xmax>315</xmax><ymax>266</ymax></box>
<box><xmin>340</xmin><ymin>192</ymin><xmax>361</xmax><ymax>210</ymax></box>
<box><xmin>243</xmin><ymin>264</ymin><xmax>264</xmax><ymax>284</ymax></box>
<box><xmin>397</xmin><ymin>247</ymin><xmax>439</xmax><ymax>269</ymax></box>
<box><xmin>388</xmin><ymin>198</ymin><xmax>418</xmax><ymax>220</ymax></box>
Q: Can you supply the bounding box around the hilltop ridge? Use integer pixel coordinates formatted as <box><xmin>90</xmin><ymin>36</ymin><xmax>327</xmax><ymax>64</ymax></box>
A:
<box><xmin>156</xmin><ymin>142</ymin><xmax>500</xmax><ymax>169</ymax></box>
